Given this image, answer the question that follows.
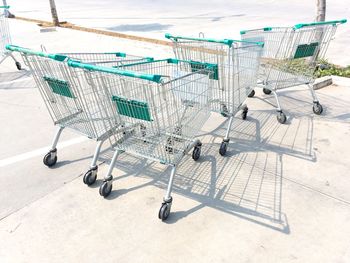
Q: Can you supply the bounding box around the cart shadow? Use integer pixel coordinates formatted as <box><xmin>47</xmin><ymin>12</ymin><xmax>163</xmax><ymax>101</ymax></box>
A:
<box><xmin>252</xmin><ymin>84</ymin><xmax>350</xmax><ymax>123</ymax></box>
<box><xmin>96</xmin><ymin>108</ymin><xmax>318</xmax><ymax>233</ymax></box>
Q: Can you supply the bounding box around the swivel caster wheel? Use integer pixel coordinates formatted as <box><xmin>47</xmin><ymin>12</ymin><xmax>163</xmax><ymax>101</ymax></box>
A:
<box><xmin>219</xmin><ymin>141</ymin><xmax>228</xmax><ymax>156</ymax></box>
<box><xmin>83</xmin><ymin>167</ymin><xmax>97</xmax><ymax>186</ymax></box>
<box><xmin>192</xmin><ymin>145</ymin><xmax>201</xmax><ymax>161</ymax></box>
<box><xmin>241</xmin><ymin>106</ymin><xmax>248</xmax><ymax>120</ymax></box>
<box><xmin>158</xmin><ymin>198</ymin><xmax>172</xmax><ymax>221</ymax></box>
<box><xmin>313</xmin><ymin>102</ymin><xmax>323</xmax><ymax>115</ymax></box>
<box><xmin>263</xmin><ymin>88</ymin><xmax>272</xmax><ymax>95</ymax></box>
<box><xmin>248</xmin><ymin>90</ymin><xmax>255</xmax><ymax>98</ymax></box>
<box><xmin>15</xmin><ymin>62</ymin><xmax>22</xmax><ymax>70</ymax></box>
<box><xmin>277</xmin><ymin>112</ymin><xmax>287</xmax><ymax>124</ymax></box>
<box><xmin>43</xmin><ymin>150</ymin><xmax>57</xmax><ymax>167</ymax></box>
<box><xmin>99</xmin><ymin>181</ymin><xmax>112</xmax><ymax>197</ymax></box>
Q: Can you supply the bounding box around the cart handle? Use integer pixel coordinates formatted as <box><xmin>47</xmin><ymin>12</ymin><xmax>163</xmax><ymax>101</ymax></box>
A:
<box><xmin>6</xmin><ymin>45</ymin><xmax>67</xmax><ymax>61</ymax></box>
<box><xmin>294</xmin><ymin>19</ymin><xmax>347</xmax><ymax>29</ymax></box>
<box><xmin>67</xmin><ymin>60</ymin><xmax>163</xmax><ymax>83</ymax></box>
<box><xmin>0</xmin><ymin>6</ymin><xmax>10</xmax><ymax>9</ymax></box>
<box><xmin>165</xmin><ymin>33</ymin><xmax>264</xmax><ymax>47</ymax></box>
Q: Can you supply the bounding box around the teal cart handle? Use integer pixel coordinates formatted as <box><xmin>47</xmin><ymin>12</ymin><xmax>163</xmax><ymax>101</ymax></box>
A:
<box><xmin>293</xmin><ymin>19</ymin><xmax>347</xmax><ymax>29</ymax></box>
<box><xmin>165</xmin><ymin>33</ymin><xmax>264</xmax><ymax>47</ymax></box>
<box><xmin>6</xmin><ymin>45</ymin><xmax>67</xmax><ymax>61</ymax></box>
<box><xmin>0</xmin><ymin>6</ymin><xmax>10</xmax><ymax>9</ymax></box>
<box><xmin>67</xmin><ymin>60</ymin><xmax>163</xmax><ymax>83</ymax></box>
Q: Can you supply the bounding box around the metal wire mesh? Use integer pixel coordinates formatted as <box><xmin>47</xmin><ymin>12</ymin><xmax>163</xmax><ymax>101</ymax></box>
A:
<box><xmin>20</xmin><ymin>53</ymin><xmax>121</xmax><ymax>143</ymax></box>
<box><xmin>168</xmin><ymin>39</ymin><xmax>263</xmax><ymax>114</ymax></box>
<box><xmin>0</xmin><ymin>8</ymin><xmax>12</xmax><ymax>62</ymax></box>
<box><xmin>83</xmin><ymin>60</ymin><xmax>213</xmax><ymax>165</ymax></box>
<box><xmin>241</xmin><ymin>24</ymin><xmax>339</xmax><ymax>90</ymax></box>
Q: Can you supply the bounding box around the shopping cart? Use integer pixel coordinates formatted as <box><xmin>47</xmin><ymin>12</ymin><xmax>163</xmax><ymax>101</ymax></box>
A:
<box><xmin>240</xmin><ymin>19</ymin><xmax>347</xmax><ymax>123</ymax></box>
<box><xmin>68</xmin><ymin>58</ymin><xmax>214</xmax><ymax>220</ymax></box>
<box><xmin>5</xmin><ymin>44</ymin><xmax>146</xmax><ymax>186</ymax></box>
<box><xmin>0</xmin><ymin>6</ymin><xmax>21</xmax><ymax>69</ymax></box>
<box><xmin>165</xmin><ymin>34</ymin><xmax>263</xmax><ymax>155</ymax></box>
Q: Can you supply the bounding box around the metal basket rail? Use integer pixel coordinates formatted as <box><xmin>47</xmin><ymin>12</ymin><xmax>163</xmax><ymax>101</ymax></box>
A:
<box><xmin>0</xmin><ymin>6</ymin><xmax>20</xmax><ymax>69</ymax></box>
<box><xmin>240</xmin><ymin>19</ymin><xmax>347</xmax><ymax>123</ymax></box>
<box><xmin>58</xmin><ymin>51</ymin><xmax>153</xmax><ymax>67</ymax></box>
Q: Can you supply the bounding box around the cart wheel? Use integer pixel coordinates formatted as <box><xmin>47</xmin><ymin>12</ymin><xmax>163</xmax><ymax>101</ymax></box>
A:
<box><xmin>43</xmin><ymin>152</ymin><xmax>57</xmax><ymax>167</ymax></box>
<box><xmin>277</xmin><ymin>112</ymin><xmax>287</xmax><ymax>124</ymax></box>
<box><xmin>192</xmin><ymin>146</ymin><xmax>201</xmax><ymax>161</ymax></box>
<box><xmin>241</xmin><ymin>106</ymin><xmax>248</xmax><ymax>120</ymax></box>
<box><xmin>99</xmin><ymin>181</ymin><xmax>112</xmax><ymax>197</ymax></box>
<box><xmin>83</xmin><ymin>168</ymin><xmax>97</xmax><ymax>186</ymax></box>
<box><xmin>15</xmin><ymin>62</ymin><xmax>22</xmax><ymax>70</ymax></box>
<box><xmin>313</xmin><ymin>102</ymin><xmax>323</xmax><ymax>115</ymax></box>
<box><xmin>219</xmin><ymin>141</ymin><xmax>228</xmax><ymax>156</ymax></box>
<box><xmin>220</xmin><ymin>104</ymin><xmax>229</xmax><ymax>117</ymax></box>
<box><xmin>248</xmin><ymin>90</ymin><xmax>255</xmax><ymax>98</ymax></box>
<box><xmin>263</xmin><ymin>88</ymin><xmax>272</xmax><ymax>95</ymax></box>
<box><xmin>158</xmin><ymin>201</ymin><xmax>172</xmax><ymax>221</ymax></box>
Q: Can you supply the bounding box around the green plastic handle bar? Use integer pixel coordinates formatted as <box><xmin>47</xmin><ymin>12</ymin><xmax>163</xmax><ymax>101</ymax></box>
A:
<box><xmin>6</xmin><ymin>45</ymin><xmax>67</xmax><ymax>61</ymax></box>
<box><xmin>113</xmin><ymin>58</ymin><xmax>217</xmax><ymax>70</ymax></box>
<box><xmin>67</xmin><ymin>60</ymin><xmax>163</xmax><ymax>83</ymax></box>
<box><xmin>165</xmin><ymin>33</ymin><xmax>234</xmax><ymax>46</ymax></box>
<box><xmin>294</xmin><ymin>19</ymin><xmax>347</xmax><ymax>29</ymax></box>
<box><xmin>165</xmin><ymin>33</ymin><xmax>263</xmax><ymax>47</ymax></box>
<box><xmin>0</xmin><ymin>6</ymin><xmax>10</xmax><ymax>9</ymax></box>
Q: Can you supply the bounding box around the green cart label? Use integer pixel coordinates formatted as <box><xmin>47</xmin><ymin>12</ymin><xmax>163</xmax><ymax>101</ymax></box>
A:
<box><xmin>43</xmin><ymin>76</ymin><xmax>75</xmax><ymax>98</ymax></box>
<box><xmin>294</xmin><ymin>42</ymin><xmax>319</xmax><ymax>59</ymax></box>
<box><xmin>112</xmin><ymin>96</ymin><xmax>152</xmax><ymax>121</ymax></box>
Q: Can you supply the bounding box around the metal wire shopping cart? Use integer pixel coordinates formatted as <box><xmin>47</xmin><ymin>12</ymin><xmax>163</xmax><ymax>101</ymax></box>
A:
<box><xmin>0</xmin><ymin>6</ymin><xmax>21</xmax><ymax>69</ymax></box>
<box><xmin>68</xmin><ymin>58</ymin><xmax>214</xmax><ymax>220</ymax></box>
<box><xmin>165</xmin><ymin>34</ymin><xmax>263</xmax><ymax>155</ymax></box>
<box><xmin>6</xmin><ymin>44</ymin><xmax>151</xmax><ymax>185</ymax></box>
<box><xmin>240</xmin><ymin>19</ymin><xmax>347</xmax><ymax>124</ymax></box>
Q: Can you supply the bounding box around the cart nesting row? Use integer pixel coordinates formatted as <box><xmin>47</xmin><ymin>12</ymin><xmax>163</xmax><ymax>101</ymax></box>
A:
<box><xmin>6</xmin><ymin>45</ymin><xmax>214</xmax><ymax>220</ymax></box>
<box><xmin>4</xmin><ymin>17</ymin><xmax>347</xmax><ymax>221</ymax></box>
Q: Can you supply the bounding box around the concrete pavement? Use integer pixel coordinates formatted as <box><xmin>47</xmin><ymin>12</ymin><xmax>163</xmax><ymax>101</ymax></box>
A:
<box><xmin>0</xmin><ymin>19</ymin><xmax>350</xmax><ymax>263</ymax></box>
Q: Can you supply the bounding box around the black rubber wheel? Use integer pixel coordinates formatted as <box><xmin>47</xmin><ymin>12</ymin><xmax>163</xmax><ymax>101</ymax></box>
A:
<box><xmin>192</xmin><ymin>146</ymin><xmax>201</xmax><ymax>161</ymax></box>
<box><xmin>277</xmin><ymin>112</ymin><xmax>287</xmax><ymax>124</ymax></box>
<box><xmin>83</xmin><ymin>169</ymin><xmax>97</xmax><ymax>186</ymax></box>
<box><xmin>15</xmin><ymin>62</ymin><xmax>22</xmax><ymax>70</ymax></box>
<box><xmin>219</xmin><ymin>141</ymin><xmax>228</xmax><ymax>156</ymax></box>
<box><xmin>263</xmin><ymin>88</ymin><xmax>272</xmax><ymax>95</ymax></box>
<box><xmin>248</xmin><ymin>90</ymin><xmax>255</xmax><ymax>98</ymax></box>
<box><xmin>43</xmin><ymin>152</ymin><xmax>57</xmax><ymax>167</ymax></box>
<box><xmin>241</xmin><ymin>106</ymin><xmax>248</xmax><ymax>120</ymax></box>
<box><xmin>158</xmin><ymin>202</ymin><xmax>171</xmax><ymax>221</ymax></box>
<box><xmin>99</xmin><ymin>181</ymin><xmax>112</xmax><ymax>197</ymax></box>
<box><xmin>313</xmin><ymin>102</ymin><xmax>323</xmax><ymax>115</ymax></box>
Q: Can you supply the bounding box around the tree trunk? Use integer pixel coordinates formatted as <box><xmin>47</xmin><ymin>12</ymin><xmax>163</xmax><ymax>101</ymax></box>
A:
<box><xmin>49</xmin><ymin>0</ymin><xmax>59</xmax><ymax>26</ymax></box>
<box><xmin>316</xmin><ymin>0</ymin><xmax>326</xmax><ymax>22</ymax></box>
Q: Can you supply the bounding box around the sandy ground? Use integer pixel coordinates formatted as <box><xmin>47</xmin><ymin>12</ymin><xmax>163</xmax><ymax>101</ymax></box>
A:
<box><xmin>0</xmin><ymin>18</ymin><xmax>350</xmax><ymax>263</ymax></box>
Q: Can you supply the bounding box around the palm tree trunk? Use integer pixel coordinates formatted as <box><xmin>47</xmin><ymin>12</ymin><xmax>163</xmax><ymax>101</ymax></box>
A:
<box><xmin>316</xmin><ymin>0</ymin><xmax>326</xmax><ymax>22</ymax></box>
<box><xmin>49</xmin><ymin>0</ymin><xmax>59</xmax><ymax>26</ymax></box>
